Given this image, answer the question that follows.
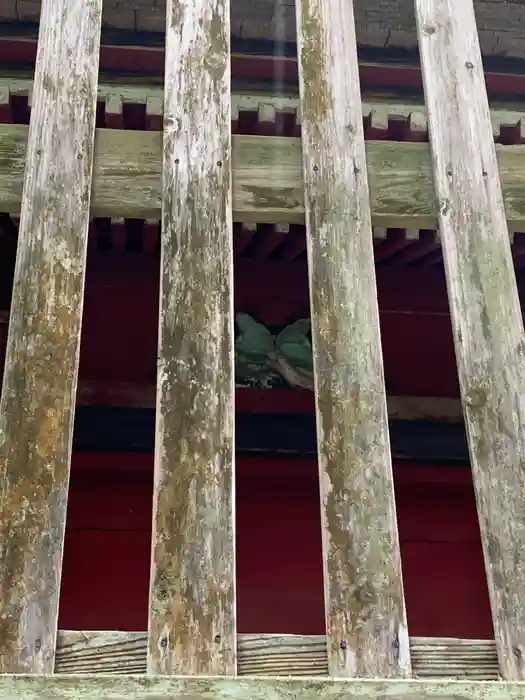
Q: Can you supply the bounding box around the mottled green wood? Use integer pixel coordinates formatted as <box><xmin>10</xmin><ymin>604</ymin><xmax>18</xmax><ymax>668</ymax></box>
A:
<box><xmin>295</xmin><ymin>0</ymin><xmax>409</xmax><ymax>680</ymax></box>
<box><xmin>0</xmin><ymin>675</ymin><xmax>524</xmax><ymax>699</ymax></box>
<box><xmin>0</xmin><ymin>0</ymin><xmax>102</xmax><ymax>676</ymax></box>
<box><xmin>416</xmin><ymin>0</ymin><xmax>525</xmax><ymax>681</ymax></box>
<box><xmin>1</xmin><ymin>126</ymin><xmax>525</xmax><ymax>227</ymax></box>
<box><xmin>148</xmin><ymin>0</ymin><xmax>235</xmax><ymax>677</ymax></box>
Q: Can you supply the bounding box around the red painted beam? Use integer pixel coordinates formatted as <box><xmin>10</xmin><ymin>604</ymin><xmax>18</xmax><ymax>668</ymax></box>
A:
<box><xmin>1</xmin><ymin>37</ymin><xmax>525</xmax><ymax>98</ymax></box>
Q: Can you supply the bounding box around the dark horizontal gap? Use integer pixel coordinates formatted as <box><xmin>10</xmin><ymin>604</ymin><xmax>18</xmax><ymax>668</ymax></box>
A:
<box><xmin>73</xmin><ymin>406</ymin><xmax>470</xmax><ymax>464</ymax></box>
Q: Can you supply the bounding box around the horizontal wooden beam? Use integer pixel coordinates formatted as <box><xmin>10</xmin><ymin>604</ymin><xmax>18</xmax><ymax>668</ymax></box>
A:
<box><xmin>4</xmin><ymin>24</ymin><xmax>525</xmax><ymax>92</ymax></box>
<box><xmin>54</xmin><ymin>630</ymin><xmax>499</xmax><ymax>679</ymax></box>
<box><xmin>1</xmin><ymin>670</ymin><xmax>523</xmax><ymax>699</ymax></box>
<box><xmin>74</xmin><ymin>382</ymin><xmax>464</xmax><ymax>421</ymax></box>
<box><xmin>70</xmin><ymin>406</ymin><xmax>470</xmax><ymax>462</ymax></box>
<box><xmin>1</xmin><ymin>124</ymin><xmax>525</xmax><ymax>228</ymax></box>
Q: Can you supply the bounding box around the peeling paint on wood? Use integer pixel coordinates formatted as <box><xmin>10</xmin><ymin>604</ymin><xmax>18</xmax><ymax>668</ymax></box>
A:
<box><xmin>0</xmin><ymin>674</ymin><xmax>524</xmax><ymax>699</ymax></box>
<box><xmin>147</xmin><ymin>0</ymin><xmax>235</xmax><ymax>678</ymax></box>
<box><xmin>295</xmin><ymin>0</ymin><xmax>410</xmax><ymax>680</ymax></box>
<box><xmin>416</xmin><ymin>0</ymin><xmax>525</xmax><ymax>682</ymax></box>
<box><xmin>0</xmin><ymin>0</ymin><xmax>102</xmax><ymax>676</ymax></box>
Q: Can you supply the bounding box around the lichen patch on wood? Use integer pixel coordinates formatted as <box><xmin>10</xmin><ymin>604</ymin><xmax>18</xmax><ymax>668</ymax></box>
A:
<box><xmin>0</xmin><ymin>0</ymin><xmax>102</xmax><ymax>675</ymax></box>
<box><xmin>148</xmin><ymin>0</ymin><xmax>236</xmax><ymax>677</ymax></box>
<box><xmin>295</xmin><ymin>0</ymin><xmax>410</xmax><ymax>680</ymax></box>
<box><xmin>416</xmin><ymin>0</ymin><xmax>525</xmax><ymax>681</ymax></box>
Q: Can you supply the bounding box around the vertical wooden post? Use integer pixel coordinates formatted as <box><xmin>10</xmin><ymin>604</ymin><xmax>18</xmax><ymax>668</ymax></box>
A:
<box><xmin>0</xmin><ymin>0</ymin><xmax>102</xmax><ymax>675</ymax></box>
<box><xmin>416</xmin><ymin>0</ymin><xmax>525</xmax><ymax>681</ymax></box>
<box><xmin>295</xmin><ymin>0</ymin><xmax>411</xmax><ymax>679</ymax></box>
<box><xmin>147</xmin><ymin>0</ymin><xmax>236</xmax><ymax>677</ymax></box>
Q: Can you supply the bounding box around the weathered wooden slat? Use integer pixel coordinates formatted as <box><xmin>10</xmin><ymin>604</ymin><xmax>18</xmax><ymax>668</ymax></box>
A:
<box><xmin>147</xmin><ymin>0</ymin><xmax>235</xmax><ymax>677</ymax></box>
<box><xmin>415</xmin><ymin>0</ymin><xmax>525</xmax><ymax>682</ymax></box>
<box><xmin>2</xmin><ymin>126</ymin><xmax>525</xmax><ymax>227</ymax></box>
<box><xmin>0</xmin><ymin>0</ymin><xmax>102</xmax><ymax>676</ymax></box>
<box><xmin>54</xmin><ymin>631</ymin><xmax>499</xmax><ymax>680</ymax></box>
<box><xmin>295</xmin><ymin>0</ymin><xmax>409</xmax><ymax>680</ymax></box>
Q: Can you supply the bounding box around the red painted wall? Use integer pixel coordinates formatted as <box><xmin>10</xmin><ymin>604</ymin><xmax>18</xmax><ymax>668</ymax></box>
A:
<box><xmin>58</xmin><ymin>454</ymin><xmax>493</xmax><ymax>639</ymax></box>
<box><xmin>1</xmin><ymin>252</ymin><xmax>495</xmax><ymax>638</ymax></box>
<box><xmin>74</xmin><ymin>256</ymin><xmax>462</xmax><ymax>399</ymax></box>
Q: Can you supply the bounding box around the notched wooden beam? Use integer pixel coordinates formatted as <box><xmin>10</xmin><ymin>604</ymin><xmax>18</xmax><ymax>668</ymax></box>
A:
<box><xmin>2</xmin><ymin>76</ymin><xmax>525</xmax><ymax>142</ymax></box>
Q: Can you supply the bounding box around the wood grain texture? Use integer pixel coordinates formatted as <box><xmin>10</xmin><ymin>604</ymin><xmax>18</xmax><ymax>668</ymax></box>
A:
<box><xmin>55</xmin><ymin>631</ymin><xmax>500</xmax><ymax>680</ymax></box>
<box><xmin>0</xmin><ymin>672</ymin><xmax>523</xmax><ymax>699</ymax></box>
<box><xmin>148</xmin><ymin>0</ymin><xmax>235</xmax><ymax>677</ymax></box>
<box><xmin>416</xmin><ymin>0</ymin><xmax>525</xmax><ymax>682</ymax></box>
<box><xmin>0</xmin><ymin>0</ymin><xmax>101</xmax><ymax>675</ymax></box>
<box><xmin>2</xmin><ymin>126</ymin><xmax>525</xmax><ymax>228</ymax></box>
<box><xmin>295</xmin><ymin>0</ymin><xmax>409</xmax><ymax>679</ymax></box>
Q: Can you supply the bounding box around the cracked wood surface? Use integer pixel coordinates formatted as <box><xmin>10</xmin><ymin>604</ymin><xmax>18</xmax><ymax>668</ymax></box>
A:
<box><xmin>0</xmin><ymin>0</ymin><xmax>102</xmax><ymax>676</ymax></box>
<box><xmin>295</xmin><ymin>0</ymin><xmax>409</xmax><ymax>679</ymax></box>
<box><xmin>416</xmin><ymin>0</ymin><xmax>525</xmax><ymax>681</ymax></box>
<box><xmin>148</xmin><ymin>0</ymin><xmax>236</xmax><ymax>677</ymax></box>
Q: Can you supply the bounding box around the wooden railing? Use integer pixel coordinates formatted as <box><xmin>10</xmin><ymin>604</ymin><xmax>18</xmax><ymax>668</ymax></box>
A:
<box><xmin>1</xmin><ymin>0</ymin><xmax>525</xmax><ymax>694</ymax></box>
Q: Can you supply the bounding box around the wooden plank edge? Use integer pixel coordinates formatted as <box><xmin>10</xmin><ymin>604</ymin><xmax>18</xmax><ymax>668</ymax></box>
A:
<box><xmin>54</xmin><ymin>631</ymin><xmax>500</xmax><ymax>679</ymax></box>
